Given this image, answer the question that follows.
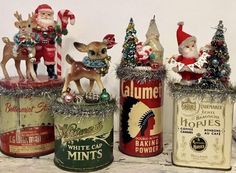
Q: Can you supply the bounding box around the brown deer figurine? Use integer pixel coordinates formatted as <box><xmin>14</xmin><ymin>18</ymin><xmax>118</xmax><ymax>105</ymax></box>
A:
<box><xmin>62</xmin><ymin>36</ymin><xmax>116</xmax><ymax>95</ymax></box>
<box><xmin>1</xmin><ymin>11</ymin><xmax>39</xmax><ymax>81</ymax></box>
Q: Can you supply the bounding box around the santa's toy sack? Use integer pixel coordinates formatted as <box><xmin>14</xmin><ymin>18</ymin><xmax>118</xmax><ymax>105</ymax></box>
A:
<box><xmin>117</xmin><ymin>17</ymin><xmax>166</xmax><ymax>157</ymax></box>
<box><xmin>0</xmin><ymin>77</ymin><xmax>63</xmax><ymax>157</ymax></box>
<box><xmin>168</xmin><ymin>21</ymin><xmax>236</xmax><ymax>170</ymax></box>
<box><xmin>52</xmin><ymin>98</ymin><xmax>116</xmax><ymax>172</ymax></box>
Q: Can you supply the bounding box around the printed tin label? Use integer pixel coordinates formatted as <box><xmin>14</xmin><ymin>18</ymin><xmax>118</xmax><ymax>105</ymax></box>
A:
<box><xmin>0</xmin><ymin>95</ymin><xmax>54</xmax><ymax>157</ymax></box>
<box><xmin>54</xmin><ymin>112</ymin><xmax>113</xmax><ymax>172</ymax></box>
<box><xmin>119</xmin><ymin>79</ymin><xmax>163</xmax><ymax>157</ymax></box>
<box><xmin>173</xmin><ymin>96</ymin><xmax>233</xmax><ymax>169</ymax></box>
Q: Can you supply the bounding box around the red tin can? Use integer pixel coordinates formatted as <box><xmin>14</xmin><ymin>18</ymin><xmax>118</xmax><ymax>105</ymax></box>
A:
<box><xmin>0</xmin><ymin>76</ymin><xmax>63</xmax><ymax>157</ymax></box>
<box><xmin>119</xmin><ymin>79</ymin><xmax>163</xmax><ymax>157</ymax></box>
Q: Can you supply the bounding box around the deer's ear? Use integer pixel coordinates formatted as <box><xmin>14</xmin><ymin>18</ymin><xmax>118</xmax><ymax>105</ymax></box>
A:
<box><xmin>74</xmin><ymin>42</ymin><xmax>88</xmax><ymax>52</ymax></box>
<box><xmin>28</xmin><ymin>15</ymin><xmax>32</xmax><ymax>23</ymax></box>
<box><xmin>14</xmin><ymin>22</ymin><xmax>20</xmax><ymax>28</ymax></box>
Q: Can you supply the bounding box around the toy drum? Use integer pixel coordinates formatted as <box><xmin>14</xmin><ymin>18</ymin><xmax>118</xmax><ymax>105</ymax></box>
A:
<box><xmin>0</xmin><ymin>76</ymin><xmax>63</xmax><ymax>157</ymax></box>
<box><xmin>171</xmin><ymin>87</ymin><xmax>235</xmax><ymax>170</ymax></box>
<box><xmin>52</xmin><ymin>99</ymin><xmax>116</xmax><ymax>172</ymax></box>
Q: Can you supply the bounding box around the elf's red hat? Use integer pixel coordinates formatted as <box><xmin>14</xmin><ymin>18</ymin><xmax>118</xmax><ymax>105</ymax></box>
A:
<box><xmin>35</xmin><ymin>4</ymin><xmax>54</xmax><ymax>14</ymax></box>
<box><xmin>177</xmin><ymin>22</ymin><xmax>196</xmax><ymax>49</ymax></box>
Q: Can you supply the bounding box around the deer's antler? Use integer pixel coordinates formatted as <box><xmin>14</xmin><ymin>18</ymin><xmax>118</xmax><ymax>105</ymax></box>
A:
<box><xmin>14</xmin><ymin>11</ymin><xmax>22</xmax><ymax>22</ymax></box>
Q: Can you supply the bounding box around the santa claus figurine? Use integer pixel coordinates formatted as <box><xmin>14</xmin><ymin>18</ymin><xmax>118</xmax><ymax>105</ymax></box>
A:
<box><xmin>135</xmin><ymin>42</ymin><xmax>154</xmax><ymax>65</ymax></box>
<box><xmin>33</xmin><ymin>4</ymin><xmax>57</xmax><ymax>80</ymax></box>
<box><xmin>171</xmin><ymin>22</ymin><xmax>206</xmax><ymax>85</ymax></box>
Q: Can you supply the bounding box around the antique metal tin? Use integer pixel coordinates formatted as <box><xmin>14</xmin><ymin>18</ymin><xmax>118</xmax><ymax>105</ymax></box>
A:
<box><xmin>0</xmin><ymin>76</ymin><xmax>63</xmax><ymax>157</ymax></box>
<box><xmin>119</xmin><ymin>79</ymin><xmax>163</xmax><ymax>157</ymax></box>
<box><xmin>53</xmin><ymin>101</ymin><xmax>115</xmax><ymax>172</ymax></box>
<box><xmin>172</xmin><ymin>95</ymin><xmax>234</xmax><ymax>170</ymax></box>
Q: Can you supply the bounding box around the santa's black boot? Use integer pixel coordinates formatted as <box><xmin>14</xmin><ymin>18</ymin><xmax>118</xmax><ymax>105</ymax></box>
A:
<box><xmin>46</xmin><ymin>65</ymin><xmax>57</xmax><ymax>80</ymax></box>
<box><xmin>33</xmin><ymin>64</ymin><xmax>38</xmax><ymax>75</ymax></box>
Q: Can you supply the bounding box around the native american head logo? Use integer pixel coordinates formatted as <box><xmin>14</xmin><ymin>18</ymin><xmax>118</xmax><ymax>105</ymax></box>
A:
<box><xmin>121</xmin><ymin>96</ymin><xmax>157</xmax><ymax>143</ymax></box>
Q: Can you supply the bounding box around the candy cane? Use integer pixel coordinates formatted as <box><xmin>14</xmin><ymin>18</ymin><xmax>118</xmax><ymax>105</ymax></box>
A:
<box><xmin>56</xmin><ymin>9</ymin><xmax>75</xmax><ymax>77</ymax></box>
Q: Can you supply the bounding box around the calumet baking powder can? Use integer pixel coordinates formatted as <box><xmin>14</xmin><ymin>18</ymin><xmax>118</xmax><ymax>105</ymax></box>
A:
<box><xmin>119</xmin><ymin>79</ymin><xmax>163</xmax><ymax>157</ymax></box>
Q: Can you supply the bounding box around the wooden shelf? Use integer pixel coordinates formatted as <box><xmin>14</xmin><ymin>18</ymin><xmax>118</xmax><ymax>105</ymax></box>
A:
<box><xmin>0</xmin><ymin>132</ymin><xmax>235</xmax><ymax>173</ymax></box>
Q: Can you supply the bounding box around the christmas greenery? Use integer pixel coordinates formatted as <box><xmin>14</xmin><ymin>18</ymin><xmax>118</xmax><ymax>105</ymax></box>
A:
<box><xmin>170</xmin><ymin>20</ymin><xmax>236</xmax><ymax>99</ymax></box>
<box><xmin>121</xmin><ymin>18</ymin><xmax>138</xmax><ymax>67</ymax></box>
<box><xmin>55</xmin><ymin>24</ymin><xmax>68</xmax><ymax>46</ymax></box>
<box><xmin>200</xmin><ymin>20</ymin><xmax>231</xmax><ymax>89</ymax></box>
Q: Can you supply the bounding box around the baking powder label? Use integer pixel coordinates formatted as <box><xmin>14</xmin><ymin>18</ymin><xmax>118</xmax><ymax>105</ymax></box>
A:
<box><xmin>119</xmin><ymin>80</ymin><xmax>163</xmax><ymax>157</ymax></box>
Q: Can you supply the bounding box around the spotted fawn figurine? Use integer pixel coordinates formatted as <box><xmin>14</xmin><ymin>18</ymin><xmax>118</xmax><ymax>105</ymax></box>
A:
<box><xmin>62</xmin><ymin>34</ymin><xmax>116</xmax><ymax>95</ymax></box>
<box><xmin>1</xmin><ymin>11</ymin><xmax>39</xmax><ymax>81</ymax></box>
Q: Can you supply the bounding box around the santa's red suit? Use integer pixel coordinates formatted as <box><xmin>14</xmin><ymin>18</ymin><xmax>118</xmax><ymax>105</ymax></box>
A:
<box><xmin>176</xmin><ymin>55</ymin><xmax>203</xmax><ymax>81</ymax></box>
<box><xmin>33</xmin><ymin>26</ymin><xmax>56</xmax><ymax>65</ymax></box>
<box><xmin>33</xmin><ymin>4</ymin><xmax>57</xmax><ymax>79</ymax></box>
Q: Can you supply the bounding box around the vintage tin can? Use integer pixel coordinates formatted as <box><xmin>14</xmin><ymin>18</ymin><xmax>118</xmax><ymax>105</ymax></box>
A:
<box><xmin>0</xmin><ymin>76</ymin><xmax>62</xmax><ymax>157</ymax></box>
<box><xmin>172</xmin><ymin>95</ymin><xmax>234</xmax><ymax>170</ymax></box>
<box><xmin>119</xmin><ymin>79</ymin><xmax>163</xmax><ymax>157</ymax></box>
<box><xmin>53</xmin><ymin>100</ymin><xmax>116</xmax><ymax>172</ymax></box>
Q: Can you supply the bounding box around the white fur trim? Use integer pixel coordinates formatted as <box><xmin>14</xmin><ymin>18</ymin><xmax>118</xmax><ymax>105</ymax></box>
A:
<box><xmin>38</xmin><ymin>9</ymin><xmax>54</xmax><ymax>14</ymax></box>
<box><xmin>178</xmin><ymin>21</ymin><xmax>184</xmax><ymax>26</ymax></box>
<box><xmin>70</xmin><ymin>18</ymin><xmax>75</xmax><ymax>25</ymax></box>
<box><xmin>44</xmin><ymin>61</ymin><xmax>56</xmax><ymax>65</ymax></box>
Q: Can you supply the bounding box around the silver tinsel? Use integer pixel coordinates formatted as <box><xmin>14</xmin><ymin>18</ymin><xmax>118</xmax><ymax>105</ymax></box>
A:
<box><xmin>116</xmin><ymin>65</ymin><xmax>166</xmax><ymax>82</ymax></box>
<box><xmin>0</xmin><ymin>85</ymin><xmax>62</xmax><ymax>97</ymax></box>
<box><xmin>51</xmin><ymin>99</ymin><xmax>117</xmax><ymax>117</ymax></box>
<box><xmin>169</xmin><ymin>82</ymin><xmax>236</xmax><ymax>101</ymax></box>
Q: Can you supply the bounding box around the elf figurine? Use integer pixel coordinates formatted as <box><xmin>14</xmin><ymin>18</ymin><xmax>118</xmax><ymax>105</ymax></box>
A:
<box><xmin>33</xmin><ymin>4</ymin><xmax>57</xmax><ymax>79</ymax></box>
<box><xmin>169</xmin><ymin>22</ymin><xmax>206</xmax><ymax>85</ymax></box>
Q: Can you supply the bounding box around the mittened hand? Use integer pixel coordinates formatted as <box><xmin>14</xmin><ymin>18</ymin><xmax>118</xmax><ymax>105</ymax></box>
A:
<box><xmin>30</xmin><ymin>58</ymin><xmax>36</xmax><ymax>62</ymax></box>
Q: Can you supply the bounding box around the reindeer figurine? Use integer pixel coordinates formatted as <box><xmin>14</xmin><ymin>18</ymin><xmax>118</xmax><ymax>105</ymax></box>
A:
<box><xmin>1</xmin><ymin>11</ymin><xmax>39</xmax><ymax>81</ymax></box>
<box><xmin>62</xmin><ymin>35</ymin><xmax>116</xmax><ymax>95</ymax></box>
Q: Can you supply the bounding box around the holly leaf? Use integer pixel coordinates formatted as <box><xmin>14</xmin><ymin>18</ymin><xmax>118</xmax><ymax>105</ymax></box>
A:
<box><xmin>55</xmin><ymin>24</ymin><xmax>61</xmax><ymax>33</ymax></box>
<box><xmin>56</xmin><ymin>37</ymin><xmax>62</xmax><ymax>45</ymax></box>
<box><xmin>149</xmin><ymin>53</ymin><xmax>155</xmax><ymax>60</ymax></box>
<box><xmin>62</xmin><ymin>29</ymin><xmax>68</xmax><ymax>35</ymax></box>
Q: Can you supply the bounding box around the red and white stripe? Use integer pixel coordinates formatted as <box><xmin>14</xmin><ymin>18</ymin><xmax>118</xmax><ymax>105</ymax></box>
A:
<box><xmin>56</xmin><ymin>46</ymin><xmax>62</xmax><ymax>76</ymax></box>
<box><xmin>56</xmin><ymin>9</ymin><xmax>75</xmax><ymax>77</ymax></box>
<box><xmin>57</xmin><ymin>9</ymin><xmax>75</xmax><ymax>30</ymax></box>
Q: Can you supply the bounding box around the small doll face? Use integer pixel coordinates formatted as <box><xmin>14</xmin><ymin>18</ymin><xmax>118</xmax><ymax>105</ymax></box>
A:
<box><xmin>181</xmin><ymin>41</ymin><xmax>198</xmax><ymax>58</ymax></box>
<box><xmin>136</xmin><ymin>42</ymin><xmax>143</xmax><ymax>52</ymax></box>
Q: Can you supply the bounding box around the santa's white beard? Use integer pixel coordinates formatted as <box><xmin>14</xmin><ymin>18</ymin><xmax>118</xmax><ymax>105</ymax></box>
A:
<box><xmin>37</xmin><ymin>18</ymin><xmax>55</xmax><ymax>28</ymax></box>
<box><xmin>181</xmin><ymin>47</ymin><xmax>199</xmax><ymax>58</ymax></box>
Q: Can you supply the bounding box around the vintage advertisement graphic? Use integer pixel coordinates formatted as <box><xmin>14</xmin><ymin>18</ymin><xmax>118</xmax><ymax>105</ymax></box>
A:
<box><xmin>119</xmin><ymin>79</ymin><xmax>163</xmax><ymax>157</ymax></box>
<box><xmin>0</xmin><ymin>96</ymin><xmax>54</xmax><ymax>157</ymax></box>
<box><xmin>54</xmin><ymin>113</ymin><xmax>113</xmax><ymax>171</ymax></box>
<box><xmin>173</xmin><ymin>96</ymin><xmax>233</xmax><ymax>169</ymax></box>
